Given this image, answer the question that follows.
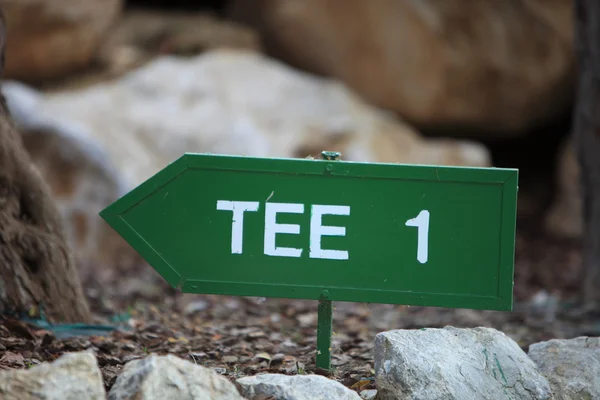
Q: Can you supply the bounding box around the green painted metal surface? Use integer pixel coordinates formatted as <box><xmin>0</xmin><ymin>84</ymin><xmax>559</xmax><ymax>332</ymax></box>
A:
<box><xmin>100</xmin><ymin>153</ymin><xmax>518</xmax><ymax>311</ymax></box>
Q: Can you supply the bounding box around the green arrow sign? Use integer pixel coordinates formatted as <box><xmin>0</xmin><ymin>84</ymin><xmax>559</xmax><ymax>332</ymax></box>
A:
<box><xmin>100</xmin><ymin>151</ymin><xmax>518</xmax><ymax>370</ymax></box>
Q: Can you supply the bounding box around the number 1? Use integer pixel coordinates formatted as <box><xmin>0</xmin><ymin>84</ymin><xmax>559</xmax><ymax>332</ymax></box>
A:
<box><xmin>405</xmin><ymin>210</ymin><xmax>430</xmax><ymax>264</ymax></box>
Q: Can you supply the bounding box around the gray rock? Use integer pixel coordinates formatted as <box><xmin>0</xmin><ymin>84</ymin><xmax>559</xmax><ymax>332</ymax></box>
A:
<box><xmin>108</xmin><ymin>354</ymin><xmax>246</xmax><ymax>400</ymax></box>
<box><xmin>236</xmin><ymin>373</ymin><xmax>361</xmax><ymax>400</ymax></box>
<box><xmin>0</xmin><ymin>351</ymin><xmax>106</xmax><ymax>400</ymax></box>
<box><xmin>374</xmin><ymin>326</ymin><xmax>553</xmax><ymax>400</ymax></box>
<box><xmin>360</xmin><ymin>389</ymin><xmax>378</xmax><ymax>399</ymax></box>
<box><xmin>529</xmin><ymin>336</ymin><xmax>600</xmax><ymax>400</ymax></box>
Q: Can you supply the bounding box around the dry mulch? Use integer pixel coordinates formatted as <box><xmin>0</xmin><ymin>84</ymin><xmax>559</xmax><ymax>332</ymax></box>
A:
<box><xmin>1</xmin><ymin>228</ymin><xmax>598</xmax><ymax>396</ymax></box>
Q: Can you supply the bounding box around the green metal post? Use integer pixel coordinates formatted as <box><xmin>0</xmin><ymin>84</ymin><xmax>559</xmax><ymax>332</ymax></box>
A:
<box><xmin>316</xmin><ymin>292</ymin><xmax>333</xmax><ymax>370</ymax></box>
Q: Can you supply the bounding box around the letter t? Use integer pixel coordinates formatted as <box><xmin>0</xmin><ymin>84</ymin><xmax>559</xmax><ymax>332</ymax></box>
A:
<box><xmin>217</xmin><ymin>200</ymin><xmax>260</xmax><ymax>254</ymax></box>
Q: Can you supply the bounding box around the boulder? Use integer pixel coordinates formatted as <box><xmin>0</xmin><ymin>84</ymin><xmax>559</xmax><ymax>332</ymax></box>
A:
<box><xmin>374</xmin><ymin>326</ymin><xmax>552</xmax><ymax>400</ymax></box>
<box><xmin>31</xmin><ymin>49</ymin><xmax>491</xmax><ymax>186</ymax></box>
<box><xmin>228</xmin><ymin>0</ymin><xmax>575</xmax><ymax>137</ymax></box>
<box><xmin>0</xmin><ymin>351</ymin><xmax>106</xmax><ymax>400</ymax></box>
<box><xmin>2</xmin><ymin>49</ymin><xmax>490</xmax><ymax>268</ymax></box>
<box><xmin>2</xmin><ymin>0</ymin><xmax>123</xmax><ymax>82</ymax></box>
<box><xmin>236</xmin><ymin>373</ymin><xmax>361</xmax><ymax>400</ymax></box>
<box><xmin>528</xmin><ymin>336</ymin><xmax>600</xmax><ymax>399</ymax></box>
<box><xmin>108</xmin><ymin>354</ymin><xmax>245</xmax><ymax>400</ymax></box>
<box><xmin>360</xmin><ymin>389</ymin><xmax>377</xmax><ymax>400</ymax></box>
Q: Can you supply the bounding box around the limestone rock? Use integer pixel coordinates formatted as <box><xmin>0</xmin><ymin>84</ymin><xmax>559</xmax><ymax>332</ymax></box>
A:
<box><xmin>0</xmin><ymin>351</ymin><xmax>106</xmax><ymax>400</ymax></box>
<box><xmin>236</xmin><ymin>373</ymin><xmax>361</xmax><ymax>400</ymax></box>
<box><xmin>374</xmin><ymin>326</ymin><xmax>553</xmax><ymax>400</ymax></box>
<box><xmin>360</xmin><ymin>389</ymin><xmax>377</xmax><ymax>400</ymax></box>
<box><xmin>2</xmin><ymin>49</ymin><xmax>490</xmax><ymax>269</ymax></box>
<box><xmin>10</xmin><ymin>49</ymin><xmax>491</xmax><ymax>187</ymax></box>
<box><xmin>108</xmin><ymin>354</ymin><xmax>245</xmax><ymax>400</ymax></box>
<box><xmin>528</xmin><ymin>336</ymin><xmax>600</xmax><ymax>399</ymax></box>
<box><xmin>2</xmin><ymin>0</ymin><xmax>123</xmax><ymax>82</ymax></box>
<box><xmin>545</xmin><ymin>136</ymin><xmax>582</xmax><ymax>238</ymax></box>
<box><xmin>229</xmin><ymin>0</ymin><xmax>575</xmax><ymax>136</ymax></box>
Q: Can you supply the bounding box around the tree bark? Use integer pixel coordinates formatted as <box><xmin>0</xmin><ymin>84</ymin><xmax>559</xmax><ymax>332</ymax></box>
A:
<box><xmin>0</xmin><ymin>8</ymin><xmax>91</xmax><ymax>323</ymax></box>
<box><xmin>573</xmin><ymin>0</ymin><xmax>600</xmax><ymax>309</ymax></box>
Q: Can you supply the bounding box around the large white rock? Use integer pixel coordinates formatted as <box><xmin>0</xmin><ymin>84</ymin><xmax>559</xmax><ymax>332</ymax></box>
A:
<box><xmin>236</xmin><ymin>373</ymin><xmax>361</xmax><ymax>400</ymax></box>
<box><xmin>528</xmin><ymin>336</ymin><xmax>600</xmax><ymax>399</ymax></box>
<box><xmin>23</xmin><ymin>49</ymin><xmax>490</xmax><ymax>188</ymax></box>
<box><xmin>0</xmin><ymin>351</ymin><xmax>106</xmax><ymax>400</ymax></box>
<box><xmin>374</xmin><ymin>326</ymin><xmax>553</xmax><ymax>400</ymax></box>
<box><xmin>2</xmin><ymin>49</ymin><xmax>490</xmax><ymax>269</ymax></box>
<box><xmin>108</xmin><ymin>354</ymin><xmax>246</xmax><ymax>400</ymax></box>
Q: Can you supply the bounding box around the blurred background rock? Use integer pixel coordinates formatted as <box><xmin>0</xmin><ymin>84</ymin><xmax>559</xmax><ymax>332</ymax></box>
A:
<box><xmin>0</xmin><ymin>0</ymin><xmax>582</xmax><ymax>305</ymax></box>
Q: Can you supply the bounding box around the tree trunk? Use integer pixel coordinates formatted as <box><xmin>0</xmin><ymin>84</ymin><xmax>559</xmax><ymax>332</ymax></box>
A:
<box><xmin>573</xmin><ymin>0</ymin><xmax>600</xmax><ymax>309</ymax></box>
<box><xmin>0</xmin><ymin>9</ymin><xmax>91</xmax><ymax>323</ymax></box>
